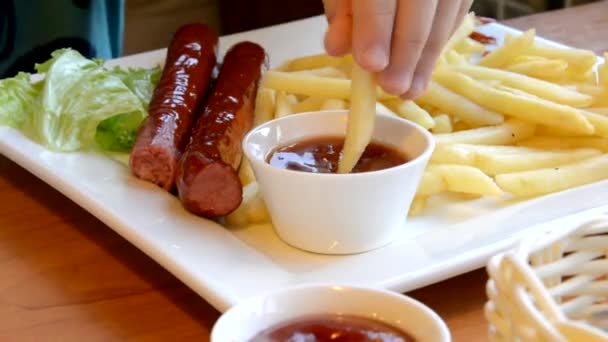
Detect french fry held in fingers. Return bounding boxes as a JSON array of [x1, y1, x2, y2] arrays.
[[433, 119, 535, 145], [433, 70, 594, 135], [495, 155, 608, 197], [417, 164, 503, 197], [449, 64, 593, 107], [337, 63, 377, 174], [417, 81, 504, 126]]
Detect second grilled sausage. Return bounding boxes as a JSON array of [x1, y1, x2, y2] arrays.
[[176, 41, 267, 218]]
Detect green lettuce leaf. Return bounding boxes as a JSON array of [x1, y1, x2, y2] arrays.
[[0, 72, 40, 129], [110, 66, 161, 108], [94, 66, 161, 151], [32, 49, 147, 151], [0, 48, 160, 153]]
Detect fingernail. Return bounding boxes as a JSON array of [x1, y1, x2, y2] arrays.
[[378, 71, 412, 96], [363, 46, 388, 71]]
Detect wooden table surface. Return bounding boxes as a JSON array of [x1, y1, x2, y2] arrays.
[[2, 2, 608, 341]]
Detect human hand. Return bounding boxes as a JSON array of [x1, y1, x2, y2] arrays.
[[322, 0, 472, 99]]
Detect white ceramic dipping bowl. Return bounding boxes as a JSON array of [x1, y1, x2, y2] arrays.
[[210, 284, 451, 342], [243, 110, 435, 255]]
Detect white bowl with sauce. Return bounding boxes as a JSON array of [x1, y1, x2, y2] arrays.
[[242, 110, 435, 255], [210, 284, 451, 342]]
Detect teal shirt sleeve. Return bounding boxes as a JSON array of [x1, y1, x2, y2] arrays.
[[0, 0, 125, 78]]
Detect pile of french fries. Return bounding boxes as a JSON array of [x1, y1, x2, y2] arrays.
[[226, 13, 608, 226]]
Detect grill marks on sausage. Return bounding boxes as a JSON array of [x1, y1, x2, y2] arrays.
[[129, 23, 219, 190]]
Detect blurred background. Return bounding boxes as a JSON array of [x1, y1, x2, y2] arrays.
[[113, 0, 604, 55]]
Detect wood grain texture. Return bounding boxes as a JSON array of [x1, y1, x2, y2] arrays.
[[2, 2, 607, 341]]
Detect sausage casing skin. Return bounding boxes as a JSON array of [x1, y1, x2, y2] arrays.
[[129, 23, 219, 190], [177, 41, 268, 217]]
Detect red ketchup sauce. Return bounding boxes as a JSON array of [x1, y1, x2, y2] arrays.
[[267, 136, 408, 174], [249, 314, 416, 342]]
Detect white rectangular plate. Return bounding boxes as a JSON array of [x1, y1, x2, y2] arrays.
[[2, 16, 607, 312]]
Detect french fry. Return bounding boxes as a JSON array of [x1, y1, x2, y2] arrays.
[[321, 98, 348, 110], [338, 63, 376, 174], [225, 182, 270, 227], [567, 84, 605, 97], [446, 50, 469, 65], [476, 148, 601, 175], [434, 70, 594, 135], [262, 71, 393, 100], [478, 29, 536, 68], [418, 164, 503, 196], [587, 107, 608, 115], [434, 144, 602, 175], [431, 144, 602, 176], [433, 119, 535, 145], [430, 144, 476, 165], [599, 53, 608, 86], [495, 155, 608, 197], [284, 53, 350, 71], [516, 136, 608, 152], [417, 81, 504, 126], [455, 37, 486, 55], [535, 125, 581, 137], [254, 88, 276, 126], [452, 120, 471, 132], [408, 196, 428, 217], [431, 144, 534, 166], [375, 102, 397, 117], [535, 110, 608, 138], [506, 58, 568, 81], [291, 96, 324, 113], [528, 44, 597, 72], [291, 66, 348, 78], [431, 114, 452, 133], [274, 91, 296, 118], [450, 64, 593, 107], [442, 12, 475, 56], [383, 99, 435, 129], [238, 159, 256, 187]]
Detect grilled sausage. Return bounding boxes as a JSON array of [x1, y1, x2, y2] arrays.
[[129, 23, 218, 190], [176, 41, 267, 217]]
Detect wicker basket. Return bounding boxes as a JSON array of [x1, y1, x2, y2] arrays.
[[485, 214, 608, 341]]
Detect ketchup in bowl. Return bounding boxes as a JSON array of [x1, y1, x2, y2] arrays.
[[249, 314, 415, 342], [267, 136, 409, 173]]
